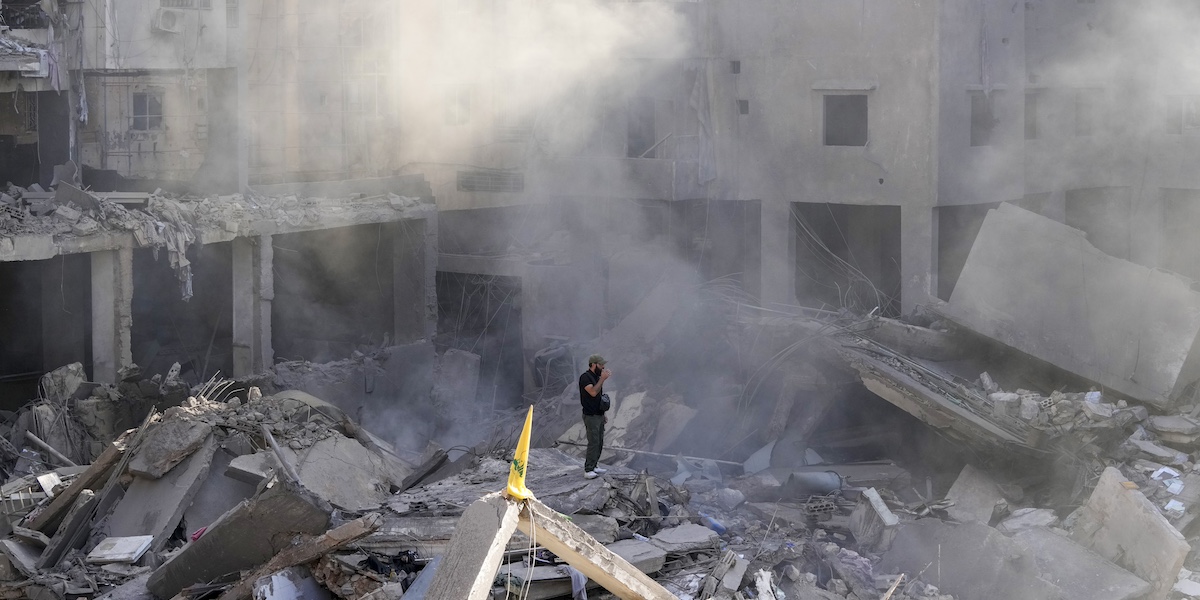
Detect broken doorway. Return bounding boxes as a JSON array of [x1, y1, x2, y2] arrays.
[[131, 243, 233, 383], [272, 223, 398, 363], [0, 256, 90, 408], [791, 202, 901, 317]]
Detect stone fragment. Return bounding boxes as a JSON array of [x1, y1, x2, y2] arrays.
[[127, 419, 213, 479], [53, 205, 81, 222], [996, 508, 1058, 535], [848, 487, 899, 550], [1148, 415, 1200, 436], [945, 464, 1004, 524], [715, 488, 745, 511], [1130, 438, 1189, 465], [1019, 397, 1041, 421], [990, 393, 1020, 417], [1081, 402, 1115, 420], [649, 524, 720, 553]]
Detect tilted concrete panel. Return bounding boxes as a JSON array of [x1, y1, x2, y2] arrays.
[[945, 203, 1200, 409]]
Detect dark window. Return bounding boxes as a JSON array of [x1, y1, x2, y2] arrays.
[[970, 92, 998, 146], [737, 99, 750, 115], [1024, 92, 1038, 140], [227, 0, 238, 27], [1075, 89, 1099, 136], [730, 60, 741, 74], [823, 94, 867, 146], [626, 97, 655, 158], [132, 91, 163, 130], [456, 171, 524, 193]]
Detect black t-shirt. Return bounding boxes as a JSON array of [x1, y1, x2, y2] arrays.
[[579, 369, 606, 416]]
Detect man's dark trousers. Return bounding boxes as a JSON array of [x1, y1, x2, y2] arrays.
[[583, 414, 605, 472]]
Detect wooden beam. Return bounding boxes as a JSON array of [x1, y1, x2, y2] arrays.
[[23, 431, 128, 534], [425, 492, 522, 600], [517, 498, 677, 600], [216, 513, 382, 600]]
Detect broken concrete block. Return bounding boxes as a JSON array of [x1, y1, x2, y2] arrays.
[[945, 203, 1200, 410], [1014, 527, 1150, 600], [996, 508, 1059, 535], [1129, 438, 1189, 466], [1020, 396, 1041, 421], [127, 419, 213, 479], [878, 521, 1061, 600], [39, 363, 86, 403], [226, 451, 279, 485], [715, 488, 745, 511], [1176, 577, 1200, 598], [1081, 401, 1116, 420], [945, 464, 1004, 524], [990, 393, 1020, 418], [1070, 467, 1189, 600], [147, 479, 332, 599], [848, 487, 899, 550], [53, 205, 81, 223], [1148, 415, 1200, 436], [71, 217, 99, 236], [607, 539, 667, 574], [287, 432, 394, 512], [980, 372, 999, 394], [106, 434, 217, 551], [649, 524, 720, 553], [0, 539, 40, 577]]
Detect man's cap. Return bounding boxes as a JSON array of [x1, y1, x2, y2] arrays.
[[587, 354, 607, 366]]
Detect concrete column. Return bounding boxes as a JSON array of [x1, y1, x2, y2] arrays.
[[91, 247, 133, 383], [232, 235, 273, 376], [759, 199, 795, 306], [900, 204, 936, 314], [393, 216, 438, 344]]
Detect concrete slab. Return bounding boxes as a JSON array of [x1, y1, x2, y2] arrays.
[[649, 524, 720, 553], [1071, 467, 1189, 600], [945, 464, 1004, 524], [285, 432, 394, 512], [127, 419, 213, 479], [105, 434, 217, 551], [877, 520, 1061, 600], [182, 448, 258, 531], [1014, 527, 1149, 600], [945, 203, 1200, 409], [147, 480, 332, 599]]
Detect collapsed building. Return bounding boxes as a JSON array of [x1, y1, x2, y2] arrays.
[[2, 0, 1200, 599]]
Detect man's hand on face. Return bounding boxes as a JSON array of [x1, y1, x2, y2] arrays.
[[601, 367, 612, 380]]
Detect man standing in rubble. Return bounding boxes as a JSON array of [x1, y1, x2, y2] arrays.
[[579, 354, 611, 479]]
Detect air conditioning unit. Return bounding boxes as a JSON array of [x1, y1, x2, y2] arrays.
[[153, 8, 185, 34]]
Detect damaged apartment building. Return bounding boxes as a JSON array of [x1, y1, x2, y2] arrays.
[[2, 0, 1200, 598]]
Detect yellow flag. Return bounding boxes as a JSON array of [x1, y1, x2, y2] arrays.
[[506, 405, 534, 500]]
